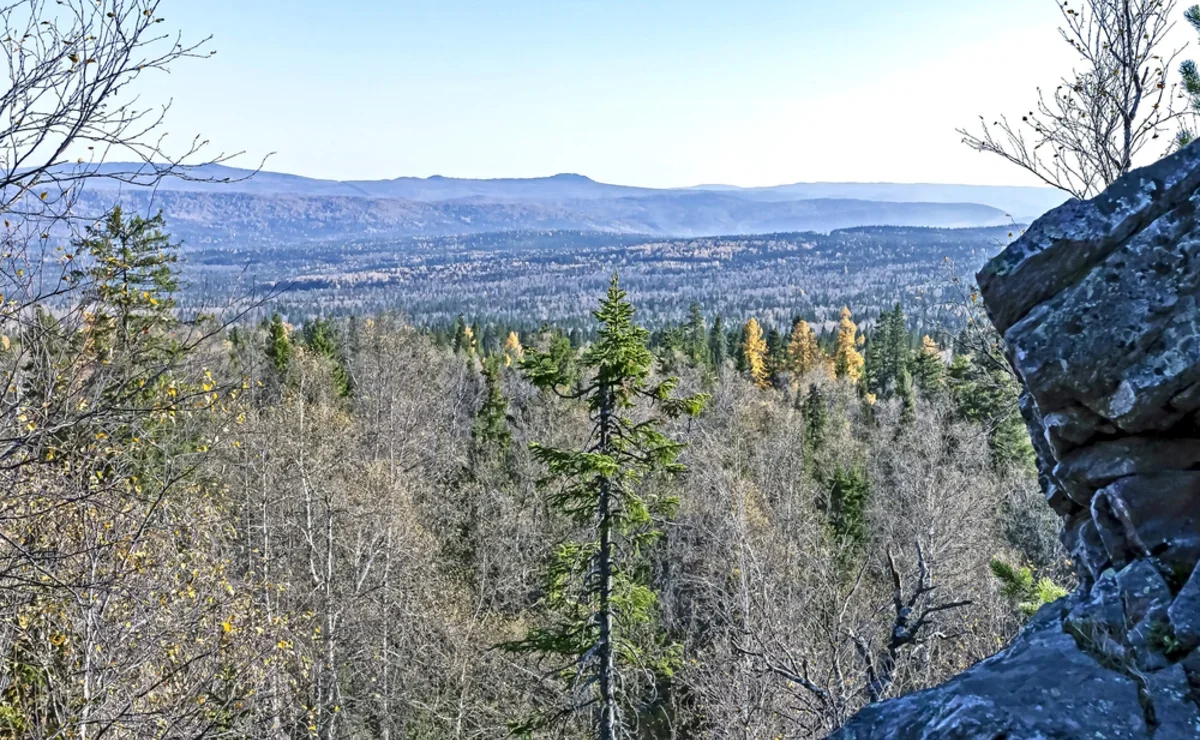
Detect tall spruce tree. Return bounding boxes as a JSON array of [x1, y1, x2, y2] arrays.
[[863, 331, 885, 397], [947, 352, 1035, 471], [802, 383, 827, 454], [913, 335, 945, 395], [506, 276, 707, 738], [265, 313, 292, 379], [882, 304, 910, 392], [708, 315, 727, 372], [685, 302, 708, 369], [472, 355, 512, 456], [765, 325, 784, 378], [863, 305, 914, 402], [452, 314, 468, 353]]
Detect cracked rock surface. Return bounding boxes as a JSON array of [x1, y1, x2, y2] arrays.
[[835, 143, 1200, 738]]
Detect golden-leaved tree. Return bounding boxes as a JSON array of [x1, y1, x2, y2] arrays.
[[833, 307, 864, 382], [742, 317, 770, 389], [503, 330, 524, 367], [785, 319, 827, 379]]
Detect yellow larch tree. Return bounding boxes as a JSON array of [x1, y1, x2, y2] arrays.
[[785, 319, 827, 378], [742, 317, 770, 388], [833, 307, 864, 382], [502, 331, 524, 367]]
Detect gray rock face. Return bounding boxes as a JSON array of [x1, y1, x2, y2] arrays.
[[1170, 563, 1200, 651], [837, 143, 1200, 737], [1117, 559, 1172, 625], [832, 604, 1148, 740]]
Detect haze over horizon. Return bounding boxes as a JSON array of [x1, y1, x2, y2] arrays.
[[154, 161, 1072, 193], [134, 0, 1191, 190]]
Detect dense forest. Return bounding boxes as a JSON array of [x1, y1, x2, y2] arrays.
[[0, 208, 1068, 738], [186, 226, 1016, 341], [10, 0, 1191, 734]]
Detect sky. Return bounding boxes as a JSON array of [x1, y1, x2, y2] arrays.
[[139, 0, 1194, 188]]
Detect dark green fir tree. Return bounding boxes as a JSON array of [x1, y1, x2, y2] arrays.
[[504, 275, 707, 739], [265, 312, 293, 379]]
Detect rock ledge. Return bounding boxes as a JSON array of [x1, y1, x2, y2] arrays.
[[836, 143, 1200, 738]]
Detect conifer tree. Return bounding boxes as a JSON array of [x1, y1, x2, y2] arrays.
[[990, 559, 1068, 618], [863, 331, 885, 397], [48, 206, 186, 418], [472, 355, 512, 455], [80, 207, 179, 340], [785, 318, 825, 378], [452, 314, 477, 355], [741, 317, 770, 389], [685, 302, 708, 369], [734, 322, 750, 374], [832, 307, 864, 382], [1183, 6, 1200, 146], [452, 314, 468, 353], [708, 315, 727, 372], [802, 383, 827, 453], [897, 364, 916, 423], [765, 325, 783, 377], [471, 320, 483, 353], [538, 328, 580, 388], [657, 325, 687, 372], [948, 353, 1035, 471], [4, 208, 259, 735], [506, 276, 707, 738], [829, 464, 870, 548], [265, 313, 293, 378], [882, 304, 909, 387], [913, 335, 945, 394], [303, 318, 352, 397], [864, 305, 912, 400]]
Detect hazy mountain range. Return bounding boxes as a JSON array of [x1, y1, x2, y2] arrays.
[[69, 164, 1070, 247]]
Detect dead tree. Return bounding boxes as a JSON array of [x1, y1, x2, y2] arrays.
[[737, 540, 971, 731], [849, 542, 972, 702]]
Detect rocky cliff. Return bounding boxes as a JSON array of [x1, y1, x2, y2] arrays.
[[834, 145, 1200, 738]]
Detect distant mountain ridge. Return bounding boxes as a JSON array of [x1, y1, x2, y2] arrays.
[[75, 189, 1012, 248], [65, 163, 1068, 246]]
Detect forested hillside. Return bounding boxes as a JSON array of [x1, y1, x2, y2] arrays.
[[189, 226, 1014, 337], [65, 187, 1014, 249], [0, 206, 1067, 736], [59, 166, 1065, 248]]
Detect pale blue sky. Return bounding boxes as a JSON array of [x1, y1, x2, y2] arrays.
[[140, 0, 1188, 187]]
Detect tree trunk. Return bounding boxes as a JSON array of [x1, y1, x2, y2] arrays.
[[597, 386, 617, 740]]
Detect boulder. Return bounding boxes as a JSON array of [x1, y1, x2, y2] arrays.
[[1053, 438, 1200, 506], [1117, 559, 1172, 626], [832, 604, 1148, 739], [836, 142, 1200, 737], [1090, 473, 1200, 572], [1141, 664, 1200, 738]]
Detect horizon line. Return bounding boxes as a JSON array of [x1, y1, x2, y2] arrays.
[[87, 160, 1069, 194]]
